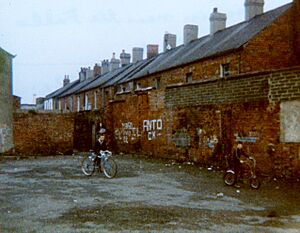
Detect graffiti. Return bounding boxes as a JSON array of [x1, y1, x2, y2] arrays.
[[234, 132, 258, 143], [171, 129, 191, 147], [207, 135, 219, 149], [114, 122, 141, 144], [197, 128, 219, 149], [143, 119, 163, 140], [235, 136, 257, 143], [0, 127, 12, 153]]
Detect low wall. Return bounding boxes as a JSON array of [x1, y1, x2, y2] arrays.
[[13, 112, 75, 155]]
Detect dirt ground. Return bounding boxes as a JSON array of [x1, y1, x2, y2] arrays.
[[0, 154, 300, 233]]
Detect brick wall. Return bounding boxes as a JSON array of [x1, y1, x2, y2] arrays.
[[70, 67, 300, 178], [165, 67, 300, 178], [269, 67, 300, 102], [166, 67, 300, 107], [108, 90, 175, 158], [170, 101, 300, 180], [13, 112, 75, 155], [241, 7, 296, 72], [295, 0, 300, 61]]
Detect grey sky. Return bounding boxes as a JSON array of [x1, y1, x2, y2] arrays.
[[0, 0, 292, 104]]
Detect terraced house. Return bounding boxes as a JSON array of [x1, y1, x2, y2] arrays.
[[45, 0, 300, 178]]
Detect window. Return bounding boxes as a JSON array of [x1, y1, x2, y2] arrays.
[[58, 100, 62, 111], [77, 96, 80, 112], [135, 82, 141, 91], [85, 94, 91, 110], [84, 94, 88, 110], [69, 96, 73, 112], [155, 77, 161, 89], [186, 73, 192, 83], [221, 63, 230, 77], [94, 92, 98, 110], [64, 99, 67, 111]]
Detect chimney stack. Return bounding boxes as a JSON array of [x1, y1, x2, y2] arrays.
[[210, 8, 227, 35], [132, 47, 144, 63], [109, 52, 120, 71], [245, 0, 264, 21], [101, 60, 109, 75], [79, 68, 85, 82], [163, 33, 177, 52], [63, 75, 70, 87], [93, 63, 102, 77], [120, 49, 131, 67], [183, 24, 198, 45], [79, 67, 93, 82], [147, 44, 159, 59]]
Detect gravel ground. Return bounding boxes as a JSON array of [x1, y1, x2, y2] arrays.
[[0, 154, 300, 233]]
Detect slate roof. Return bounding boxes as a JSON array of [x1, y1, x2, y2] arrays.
[[58, 76, 98, 98], [78, 64, 133, 93], [46, 79, 80, 99], [122, 3, 292, 83], [46, 2, 292, 97], [104, 58, 156, 87]]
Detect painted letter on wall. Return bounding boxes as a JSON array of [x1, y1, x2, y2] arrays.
[[143, 119, 163, 140]]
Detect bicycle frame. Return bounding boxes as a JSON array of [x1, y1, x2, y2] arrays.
[[224, 156, 260, 189]]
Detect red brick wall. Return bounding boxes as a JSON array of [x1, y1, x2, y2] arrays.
[[241, 7, 295, 72], [165, 67, 300, 178], [108, 86, 300, 179], [13, 112, 75, 155], [102, 67, 300, 178], [108, 90, 174, 158]]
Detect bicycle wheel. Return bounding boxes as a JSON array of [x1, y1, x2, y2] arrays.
[[224, 170, 237, 186], [81, 156, 95, 176], [102, 157, 117, 178], [250, 177, 261, 189]]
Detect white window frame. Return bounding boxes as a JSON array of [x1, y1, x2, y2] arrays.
[[220, 63, 230, 77]]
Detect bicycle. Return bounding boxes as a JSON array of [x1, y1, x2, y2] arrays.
[[223, 153, 261, 189], [81, 150, 117, 178]]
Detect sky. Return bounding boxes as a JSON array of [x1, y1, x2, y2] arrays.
[[0, 0, 292, 104]]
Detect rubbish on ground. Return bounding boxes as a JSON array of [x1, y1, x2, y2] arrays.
[[217, 193, 224, 197]]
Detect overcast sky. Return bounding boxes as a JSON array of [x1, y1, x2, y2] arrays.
[[0, 0, 292, 104]]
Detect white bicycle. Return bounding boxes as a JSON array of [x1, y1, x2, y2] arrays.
[[81, 150, 117, 179]]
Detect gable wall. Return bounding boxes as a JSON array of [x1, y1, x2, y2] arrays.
[[241, 7, 295, 72]]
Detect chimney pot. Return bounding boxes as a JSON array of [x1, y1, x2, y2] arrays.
[[101, 59, 110, 75], [63, 75, 70, 87]]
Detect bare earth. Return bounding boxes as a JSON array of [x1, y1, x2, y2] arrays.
[[0, 154, 300, 233]]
